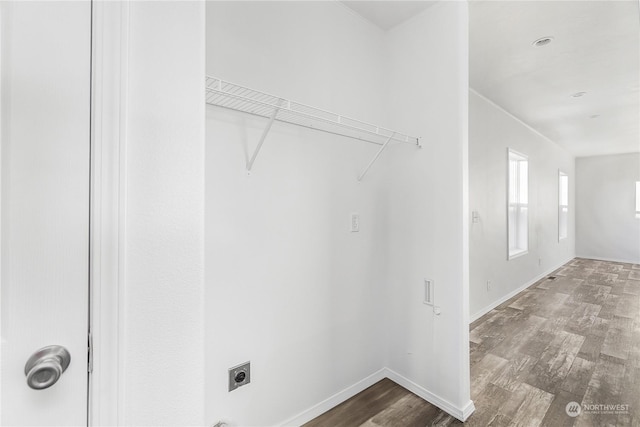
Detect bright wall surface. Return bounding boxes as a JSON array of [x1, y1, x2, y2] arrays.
[[206, 1, 471, 425], [206, 2, 388, 425], [576, 153, 640, 263], [382, 1, 472, 414], [123, 2, 205, 425], [469, 90, 575, 320]]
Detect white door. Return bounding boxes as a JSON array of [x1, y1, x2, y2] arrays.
[[1, 1, 91, 425]]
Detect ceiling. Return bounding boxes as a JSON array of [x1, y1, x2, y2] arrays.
[[341, 1, 436, 30], [470, 1, 639, 157], [342, 0, 639, 158]]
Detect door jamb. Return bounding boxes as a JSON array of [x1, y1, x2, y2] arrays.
[[89, 2, 129, 425]]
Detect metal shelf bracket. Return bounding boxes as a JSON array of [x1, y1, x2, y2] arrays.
[[246, 100, 283, 173], [357, 133, 395, 181]]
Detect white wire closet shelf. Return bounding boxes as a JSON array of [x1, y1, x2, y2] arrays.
[[205, 76, 421, 180]]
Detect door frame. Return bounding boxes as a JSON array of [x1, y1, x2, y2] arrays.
[[89, 1, 129, 425]]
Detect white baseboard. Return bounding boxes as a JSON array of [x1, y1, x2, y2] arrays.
[[278, 254, 579, 426], [383, 368, 475, 422], [461, 399, 477, 420], [469, 256, 574, 323], [575, 255, 640, 265], [278, 367, 475, 426], [278, 368, 387, 426]]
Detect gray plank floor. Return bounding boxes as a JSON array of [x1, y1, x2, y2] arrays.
[[304, 258, 640, 427]]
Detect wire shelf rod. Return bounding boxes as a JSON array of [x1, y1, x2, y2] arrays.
[[210, 102, 390, 146], [205, 76, 422, 180], [207, 86, 415, 146], [206, 76, 420, 147]]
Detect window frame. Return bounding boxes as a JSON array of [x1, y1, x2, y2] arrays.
[[558, 170, 569, 241], [635, 181, 640, 219], [507, 149, 529, 260]]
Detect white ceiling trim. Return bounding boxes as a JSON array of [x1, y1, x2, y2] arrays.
[[470, 87, 563, 152]]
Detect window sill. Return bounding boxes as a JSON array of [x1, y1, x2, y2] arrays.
[[508, 249, 528, 260]]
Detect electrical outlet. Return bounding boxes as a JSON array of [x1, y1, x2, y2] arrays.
[[350, 213, 360, 232], [487, 280, 491, 291], [228, 362, 250, 392]]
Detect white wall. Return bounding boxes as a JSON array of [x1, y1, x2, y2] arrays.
[[469, 91, 575, 320], [382, 1, 472, 415], [206, 3, 388, 425], [576, 153, 640, 263], [206, 1, 471, 425], [122, 2, 205, 425]]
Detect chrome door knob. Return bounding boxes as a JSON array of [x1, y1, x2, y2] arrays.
[[24, 345, 71, 390]]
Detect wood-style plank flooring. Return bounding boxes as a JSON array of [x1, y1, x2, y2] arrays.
[[304, 258, 640, 426]]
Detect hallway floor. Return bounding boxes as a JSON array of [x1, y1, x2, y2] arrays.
[[304, 258, 640, 426]]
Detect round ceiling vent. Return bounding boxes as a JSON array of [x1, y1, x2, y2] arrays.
[[532, 36, 554, 47], [571, 92, 587, 98]]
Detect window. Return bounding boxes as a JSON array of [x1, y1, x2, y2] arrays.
[[636, 181, 640, 219], [559, 171, 568, 240], [508, 149, 528, 259]]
